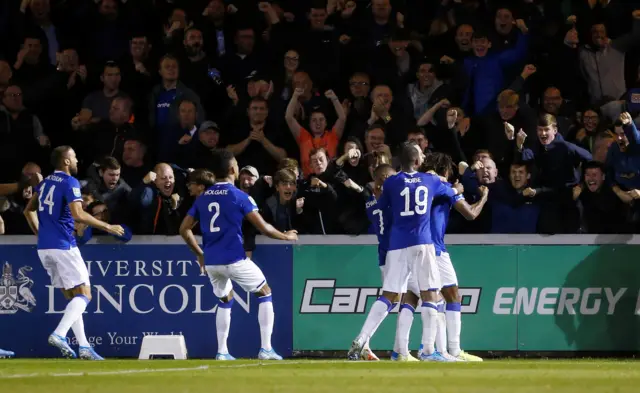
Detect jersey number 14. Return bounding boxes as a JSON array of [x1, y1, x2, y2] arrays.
[[38, 184, 56, 215]]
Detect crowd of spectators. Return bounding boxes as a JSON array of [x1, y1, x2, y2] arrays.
[[1, 0, 640, 239]]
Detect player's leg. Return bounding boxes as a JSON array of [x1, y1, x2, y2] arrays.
[[415, 245, 452, 362], [360, 260, 388, 361], [348, 249, 406, 360], [392, 287, 419, 362], [434, 294, 448, 357], [231, 259, 282, 360], [439, 252, 482, 362], [206, 265, 235, 360], [60, 248, 102, 360]]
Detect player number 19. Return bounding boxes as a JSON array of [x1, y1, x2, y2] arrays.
[[208, 202, 221, 232], [400, 185, 428, 216]]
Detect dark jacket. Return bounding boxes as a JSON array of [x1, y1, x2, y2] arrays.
[[128, 184, 186, 235]]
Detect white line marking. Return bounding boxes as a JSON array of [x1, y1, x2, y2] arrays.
[[0, 360, 358, 379]]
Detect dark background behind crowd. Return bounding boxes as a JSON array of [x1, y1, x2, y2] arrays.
[[1, 0, 640, 241]]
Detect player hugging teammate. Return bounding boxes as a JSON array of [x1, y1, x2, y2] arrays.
[[349, 143, 488, 362]]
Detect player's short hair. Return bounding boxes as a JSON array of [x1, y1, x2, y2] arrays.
[[51, 146, 72, 168], [278, 158, 299, 171], [188, 169, 215, 187], [399, 142, 420, 170], [211, 149, 236, 179], [99, 156, 120, 171], [423, 152, 454, 178], [373, 163, 394, 178], [274, 169, 297, 185], [538, 113, 557, 127]]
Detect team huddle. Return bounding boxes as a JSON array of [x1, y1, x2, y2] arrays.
[[18, 142, 486, 361], [350, 143, 488, 362]]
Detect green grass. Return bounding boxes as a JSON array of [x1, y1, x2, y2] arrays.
[[1, 359, 639, 392]]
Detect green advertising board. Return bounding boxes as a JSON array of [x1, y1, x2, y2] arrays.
[[293, 244, 640, 352]]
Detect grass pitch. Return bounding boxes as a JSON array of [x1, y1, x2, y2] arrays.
[[0, 359, 638, 392]]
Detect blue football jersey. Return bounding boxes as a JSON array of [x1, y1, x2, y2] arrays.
[[36, 171, 83, 250], [431, 182, 465, 254], [377, 172, 457, 251], [187, 182, 258, 265], [365, 193, 392, 266]]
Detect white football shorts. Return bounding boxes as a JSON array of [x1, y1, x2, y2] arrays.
[[205, 258, 267, 298], [38, 247, 90, 290], [437, 252, 458, 288], [383, 244, 440, 295]]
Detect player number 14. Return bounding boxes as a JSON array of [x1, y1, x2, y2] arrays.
[[400, 185, 428, 216], [38, 184, 56, 215]]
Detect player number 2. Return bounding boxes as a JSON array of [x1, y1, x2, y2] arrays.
[[373, 209, 384, 235], [38, 185, 56, 215], [208, 202, 221, 232], [400, 186, 428, 216]]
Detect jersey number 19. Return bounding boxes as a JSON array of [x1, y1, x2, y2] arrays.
[[400, 186, 428, 217]]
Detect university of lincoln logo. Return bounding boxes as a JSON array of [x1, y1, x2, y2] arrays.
[[0, 263, 36, 314]]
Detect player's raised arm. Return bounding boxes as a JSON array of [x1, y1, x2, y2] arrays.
[[454, 186, 489, 220], [68, 202, 125, 237], [246, 211, 298, 241]]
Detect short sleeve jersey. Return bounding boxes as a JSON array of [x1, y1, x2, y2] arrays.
[[377, 172, 457, 251], [365, 193, 392, 265], [36, 171, 83, 250], [187, 182, 258, 265], [431, 181, 465, 254]]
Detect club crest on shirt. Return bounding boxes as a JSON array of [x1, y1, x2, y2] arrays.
[[73, 187, 81, 198], [0, 263, 36, 314]]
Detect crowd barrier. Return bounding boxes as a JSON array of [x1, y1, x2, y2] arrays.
[[1, 234, 639, 358]]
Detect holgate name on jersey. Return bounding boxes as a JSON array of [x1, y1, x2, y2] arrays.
[[205, 189, 229, 196]]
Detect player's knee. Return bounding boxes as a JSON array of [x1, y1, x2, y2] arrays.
[[256, 284, 271, 298], [441, 286, 459, 303], [220, 290, 234, 303], [420, 290, 438, 303], [402, 291, 419, 308], [381, 291, 400, 303]]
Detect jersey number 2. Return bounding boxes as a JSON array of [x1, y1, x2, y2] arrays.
[[38, 185, 56, 215], [208, 202, 221, 232], [400, 186, 428, 216]]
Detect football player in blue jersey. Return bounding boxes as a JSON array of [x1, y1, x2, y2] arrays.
[[23, 146, 126, 360], [348, 143, 459, 362], [409, 152, 488, 361], [361, 163, 396, 361], [179, 150, 298, 361]]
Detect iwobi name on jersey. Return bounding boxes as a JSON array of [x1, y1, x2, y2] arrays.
[[187, 182, 258, 266], [376, 172, 457, 251]]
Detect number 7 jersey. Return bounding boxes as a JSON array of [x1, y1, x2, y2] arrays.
[[187, 182, 258, 266], [376, 171, 457, 251]]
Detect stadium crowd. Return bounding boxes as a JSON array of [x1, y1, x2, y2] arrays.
[[1, 0, 640, 240]]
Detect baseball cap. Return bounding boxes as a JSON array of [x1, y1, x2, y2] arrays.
[[199, 121, 221, 133], [240, 166, 259, 179]]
